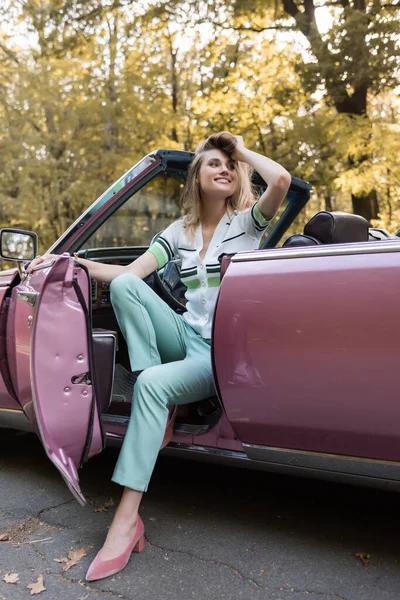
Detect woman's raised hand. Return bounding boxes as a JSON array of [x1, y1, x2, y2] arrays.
[[26, 253, 55, 274], [233, 135, 244, 148], [232, 135, 246, 160]]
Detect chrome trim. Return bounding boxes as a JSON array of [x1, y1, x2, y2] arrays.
[[31, 258, 56, 272], [163, 443, 248, 461], [16, 291, 39, 307], [105, 431, 126, 443], [232, 240, 400, 263], [243, 443, 400, 481], [102, 414, 129, 426], [174, 423, 210, 435]]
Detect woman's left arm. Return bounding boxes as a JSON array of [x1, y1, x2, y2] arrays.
[[233, 138, 291, 220]]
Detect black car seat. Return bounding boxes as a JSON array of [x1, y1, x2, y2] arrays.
[[282, 211, 369, 248]]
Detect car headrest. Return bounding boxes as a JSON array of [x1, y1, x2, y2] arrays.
[[282, 234, 321, 248], [304, 211, 369, 244]]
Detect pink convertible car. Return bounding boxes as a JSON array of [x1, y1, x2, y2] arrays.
[[1, 149, 400, 504]]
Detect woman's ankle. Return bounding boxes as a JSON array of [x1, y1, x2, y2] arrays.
[[112, 507, 138, 527]]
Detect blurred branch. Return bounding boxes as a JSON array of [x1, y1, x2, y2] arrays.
[[0, 43, 19, 64], [75, 7, 103, 23], [282, 0, 300, 19], [313, 0, 399, 6], [0, 93, 44, 134], [75, 0, 135, 23], [206, 19, 295, 32], [229, 24, 296, 31]]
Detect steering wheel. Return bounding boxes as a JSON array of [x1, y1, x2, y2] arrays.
[[149, 232, 187, 314]]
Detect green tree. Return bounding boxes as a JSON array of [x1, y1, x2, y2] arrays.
[[208, 0, 400, 220]]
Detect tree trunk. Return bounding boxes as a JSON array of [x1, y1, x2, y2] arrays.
[[325, 194, 335, 212], [280, 0, 379, 221], [170, 42, 179, 143], [351, 190, 379, 223], [105, 14, 118, 151], [335, 89, 379, 222]]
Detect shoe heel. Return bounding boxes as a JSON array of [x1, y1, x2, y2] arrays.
[[133, 534, 145, 553]]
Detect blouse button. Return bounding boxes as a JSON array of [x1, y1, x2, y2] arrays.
[[201, 298, 206, 304]]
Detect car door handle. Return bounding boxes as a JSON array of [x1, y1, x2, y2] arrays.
[[16, 291, 39, 307]]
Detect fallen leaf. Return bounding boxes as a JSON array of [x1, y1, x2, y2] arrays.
[[355, 552, 371, 567], [260, 568, 265, 575], [60, 547, 87, 572], [3, 572, 19, 584], [95, 498, 113, 513], [78, 595, 89, 600], [27, 574, 46, 595], [0, 534, 10, 542], [61, 548, 87, 573]]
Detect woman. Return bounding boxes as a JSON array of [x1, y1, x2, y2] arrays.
[[29, 132, 291, 581]]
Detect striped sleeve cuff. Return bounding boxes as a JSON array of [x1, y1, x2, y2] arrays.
[[148, 235, 174, 269], [251, 201, 271, 231]]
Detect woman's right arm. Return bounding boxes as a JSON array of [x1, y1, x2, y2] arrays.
[[27, 250, 159, 283]]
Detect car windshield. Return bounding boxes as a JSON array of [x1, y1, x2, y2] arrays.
[[84, 171, 185, 249]]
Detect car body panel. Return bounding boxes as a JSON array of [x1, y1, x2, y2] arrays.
[[213, 241, 400, 462]]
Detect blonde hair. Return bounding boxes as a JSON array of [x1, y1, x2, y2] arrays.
[[180, 132, 257, 237]]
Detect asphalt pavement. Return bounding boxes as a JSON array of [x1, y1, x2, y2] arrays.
[[0, 429, 399, 600]]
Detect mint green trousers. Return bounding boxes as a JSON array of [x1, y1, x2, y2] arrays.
[[110, 273, 215, 492]]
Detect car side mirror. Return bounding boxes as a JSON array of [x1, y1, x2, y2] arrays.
[[0, 228, 38, 262]]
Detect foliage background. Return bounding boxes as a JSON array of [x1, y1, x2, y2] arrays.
[[0, 0, 399, 252]]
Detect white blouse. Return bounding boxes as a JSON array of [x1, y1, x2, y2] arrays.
[[148, 201, 270, 339]]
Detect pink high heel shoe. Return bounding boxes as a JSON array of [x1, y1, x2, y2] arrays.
[[86, 516, 145, 581]]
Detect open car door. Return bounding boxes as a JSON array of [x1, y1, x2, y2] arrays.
[[9, 254, 103, 504]]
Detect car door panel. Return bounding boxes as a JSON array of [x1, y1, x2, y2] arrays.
[[213, 244, 400, 462], [11, 255, 103, 503]]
